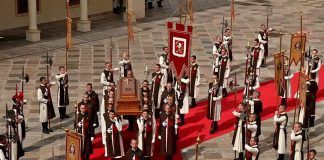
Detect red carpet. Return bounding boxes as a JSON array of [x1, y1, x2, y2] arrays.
[[90, 66, 324, 160]]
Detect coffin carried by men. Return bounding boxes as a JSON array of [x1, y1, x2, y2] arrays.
[[116, 77, 141, 115]]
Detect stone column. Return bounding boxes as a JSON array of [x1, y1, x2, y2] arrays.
[[26, 0, 41, 42], [77, 0, 91, 32]]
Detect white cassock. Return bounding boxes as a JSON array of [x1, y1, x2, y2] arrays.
[[119, 59, 131, 78], [10, 140, 17, 160], [37, 86, 48, 123], [176, 78, 189, 114], [247, 121, 257, 138], [233, 110, 244, 152], [290, 131, 303, 160], [159, 53, 169, 80], [273, 113, 287, 154], [222, 58, 230, 89]]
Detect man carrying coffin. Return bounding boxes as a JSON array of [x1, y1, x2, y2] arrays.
[[137, 110, 156, 159], [152, 64, 165, 117]]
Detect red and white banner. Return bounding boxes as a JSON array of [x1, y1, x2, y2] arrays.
[[167, 22, 193, 79]]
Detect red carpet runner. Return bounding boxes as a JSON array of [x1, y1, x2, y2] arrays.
[[90, 66, 324, 160]]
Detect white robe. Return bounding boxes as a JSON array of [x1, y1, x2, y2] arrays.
[[100, 70, 111, 95], [247, 121, 257, 138], [245, 144, 259, 160], [284, 73, 294, 98], [159, 53, 169, 82], [137, 116, 156, 156], [233, 110, 244, 152], [291, 131, 303, 160], [273, 113, 287, 154], [119, 59, 131, 78], [37, 87, 48, 123]]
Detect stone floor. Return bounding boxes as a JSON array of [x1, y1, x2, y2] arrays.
[[0, 0, 323, 159]]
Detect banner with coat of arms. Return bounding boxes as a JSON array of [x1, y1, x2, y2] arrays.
[[289, 33, 306, 66], [167, 22, 193, 79], [274, 52, 285, 95]]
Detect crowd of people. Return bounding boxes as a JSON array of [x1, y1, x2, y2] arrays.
[[0, 23, 322, 160]]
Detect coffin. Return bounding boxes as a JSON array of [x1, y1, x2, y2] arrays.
[[115, 77, 141, 115]]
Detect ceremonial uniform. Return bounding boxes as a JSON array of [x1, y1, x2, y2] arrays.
[[101, 69, 114, 95], [298, 92, 314, 129], [0, 143, 7, 160], [141, 87, 152, 107], [212, 42, 222, 75], [37, 84, 51, 133], [290, 131, 304, 160], [137, 115, 156, 158], [246, 121, 258, 142], [258, 29, 268, 65], [87, 90, 100, 127], [119, 58, 132, 78], [308, 79, 318, 127], [159, 52, 173, 83], [76, 100, 95, 131], [76, 112, 94, 160], [223, 34, 233, 61], [218, 55, 230, 95], [189, 63, 200, 106], [307, 55, 321, 83], [125, 147, 143, 160], [273, 112, 288, 158], [152, 71, 165, 115], [103, 115, 124, 158], [232, 110, 246, 157], [12, 103, 25, 157], [55, 73, 69, 119], [176, 76, 189, 124], [159, 111, 177, 159], [250, 45, 264, 76], [160, 88, 175, 109], [207, 82, 222, 133], [245, 144, 259, 160], [248, 99, 262, 136]]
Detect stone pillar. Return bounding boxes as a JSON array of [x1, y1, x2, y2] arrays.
[[77, 0, 91, 32], [26, 0, 41, 42]]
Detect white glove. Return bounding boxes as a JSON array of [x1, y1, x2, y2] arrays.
[[249, 87, 252, 90], [91, 137, 94, 141], [93, 124, 97, 127], [212, 97, 217, 101], [311, 70, 316, 73], [158, 135, 161, 140], [151, 138, 155, 143], [107, 128, 112, 133], [162, 121, 167, 127], [78, 122, 82, 127], [174, 125, 178, 129], [175, 114, 179, 119], [163, 98, 167, 103]]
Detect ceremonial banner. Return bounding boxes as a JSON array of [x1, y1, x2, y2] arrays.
[[66, 0, 72, 49], [167, 22, 193, 79], [274, 52, 285, 95], [299, 73, 308, 108], [66, 130, 82, 160], [289, 33, 306, 65], [231, 0, 235, 21]]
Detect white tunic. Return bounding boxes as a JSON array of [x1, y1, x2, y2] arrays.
[[101, 70, 111, 95], [247, 121, 257, 138], [290, 131, 303, 160], [37, 86, 48, 123], [0, 144, 7, 160], [159, 53, 169, 82], [245, 144, 259, 160], [209, 85, 222, 121], [284, 73, 294, 98], [273, 113, 287, 154], [137, 116, 156, 155], [119, 59, 131, 78]]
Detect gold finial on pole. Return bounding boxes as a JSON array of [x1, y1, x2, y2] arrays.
[[195, 132, 201, 160]]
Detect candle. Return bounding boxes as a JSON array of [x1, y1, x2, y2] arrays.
[[247, 41, 250, 46], [145, 66, 148, 72]]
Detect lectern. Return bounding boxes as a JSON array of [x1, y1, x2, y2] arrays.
[[115, 77, 141, 115]]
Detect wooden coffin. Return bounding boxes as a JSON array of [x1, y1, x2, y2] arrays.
[[115, 77, 141, 115]]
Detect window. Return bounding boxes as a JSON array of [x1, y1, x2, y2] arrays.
[[69, 0, 80, 6], [16, 0, 40, 15]]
